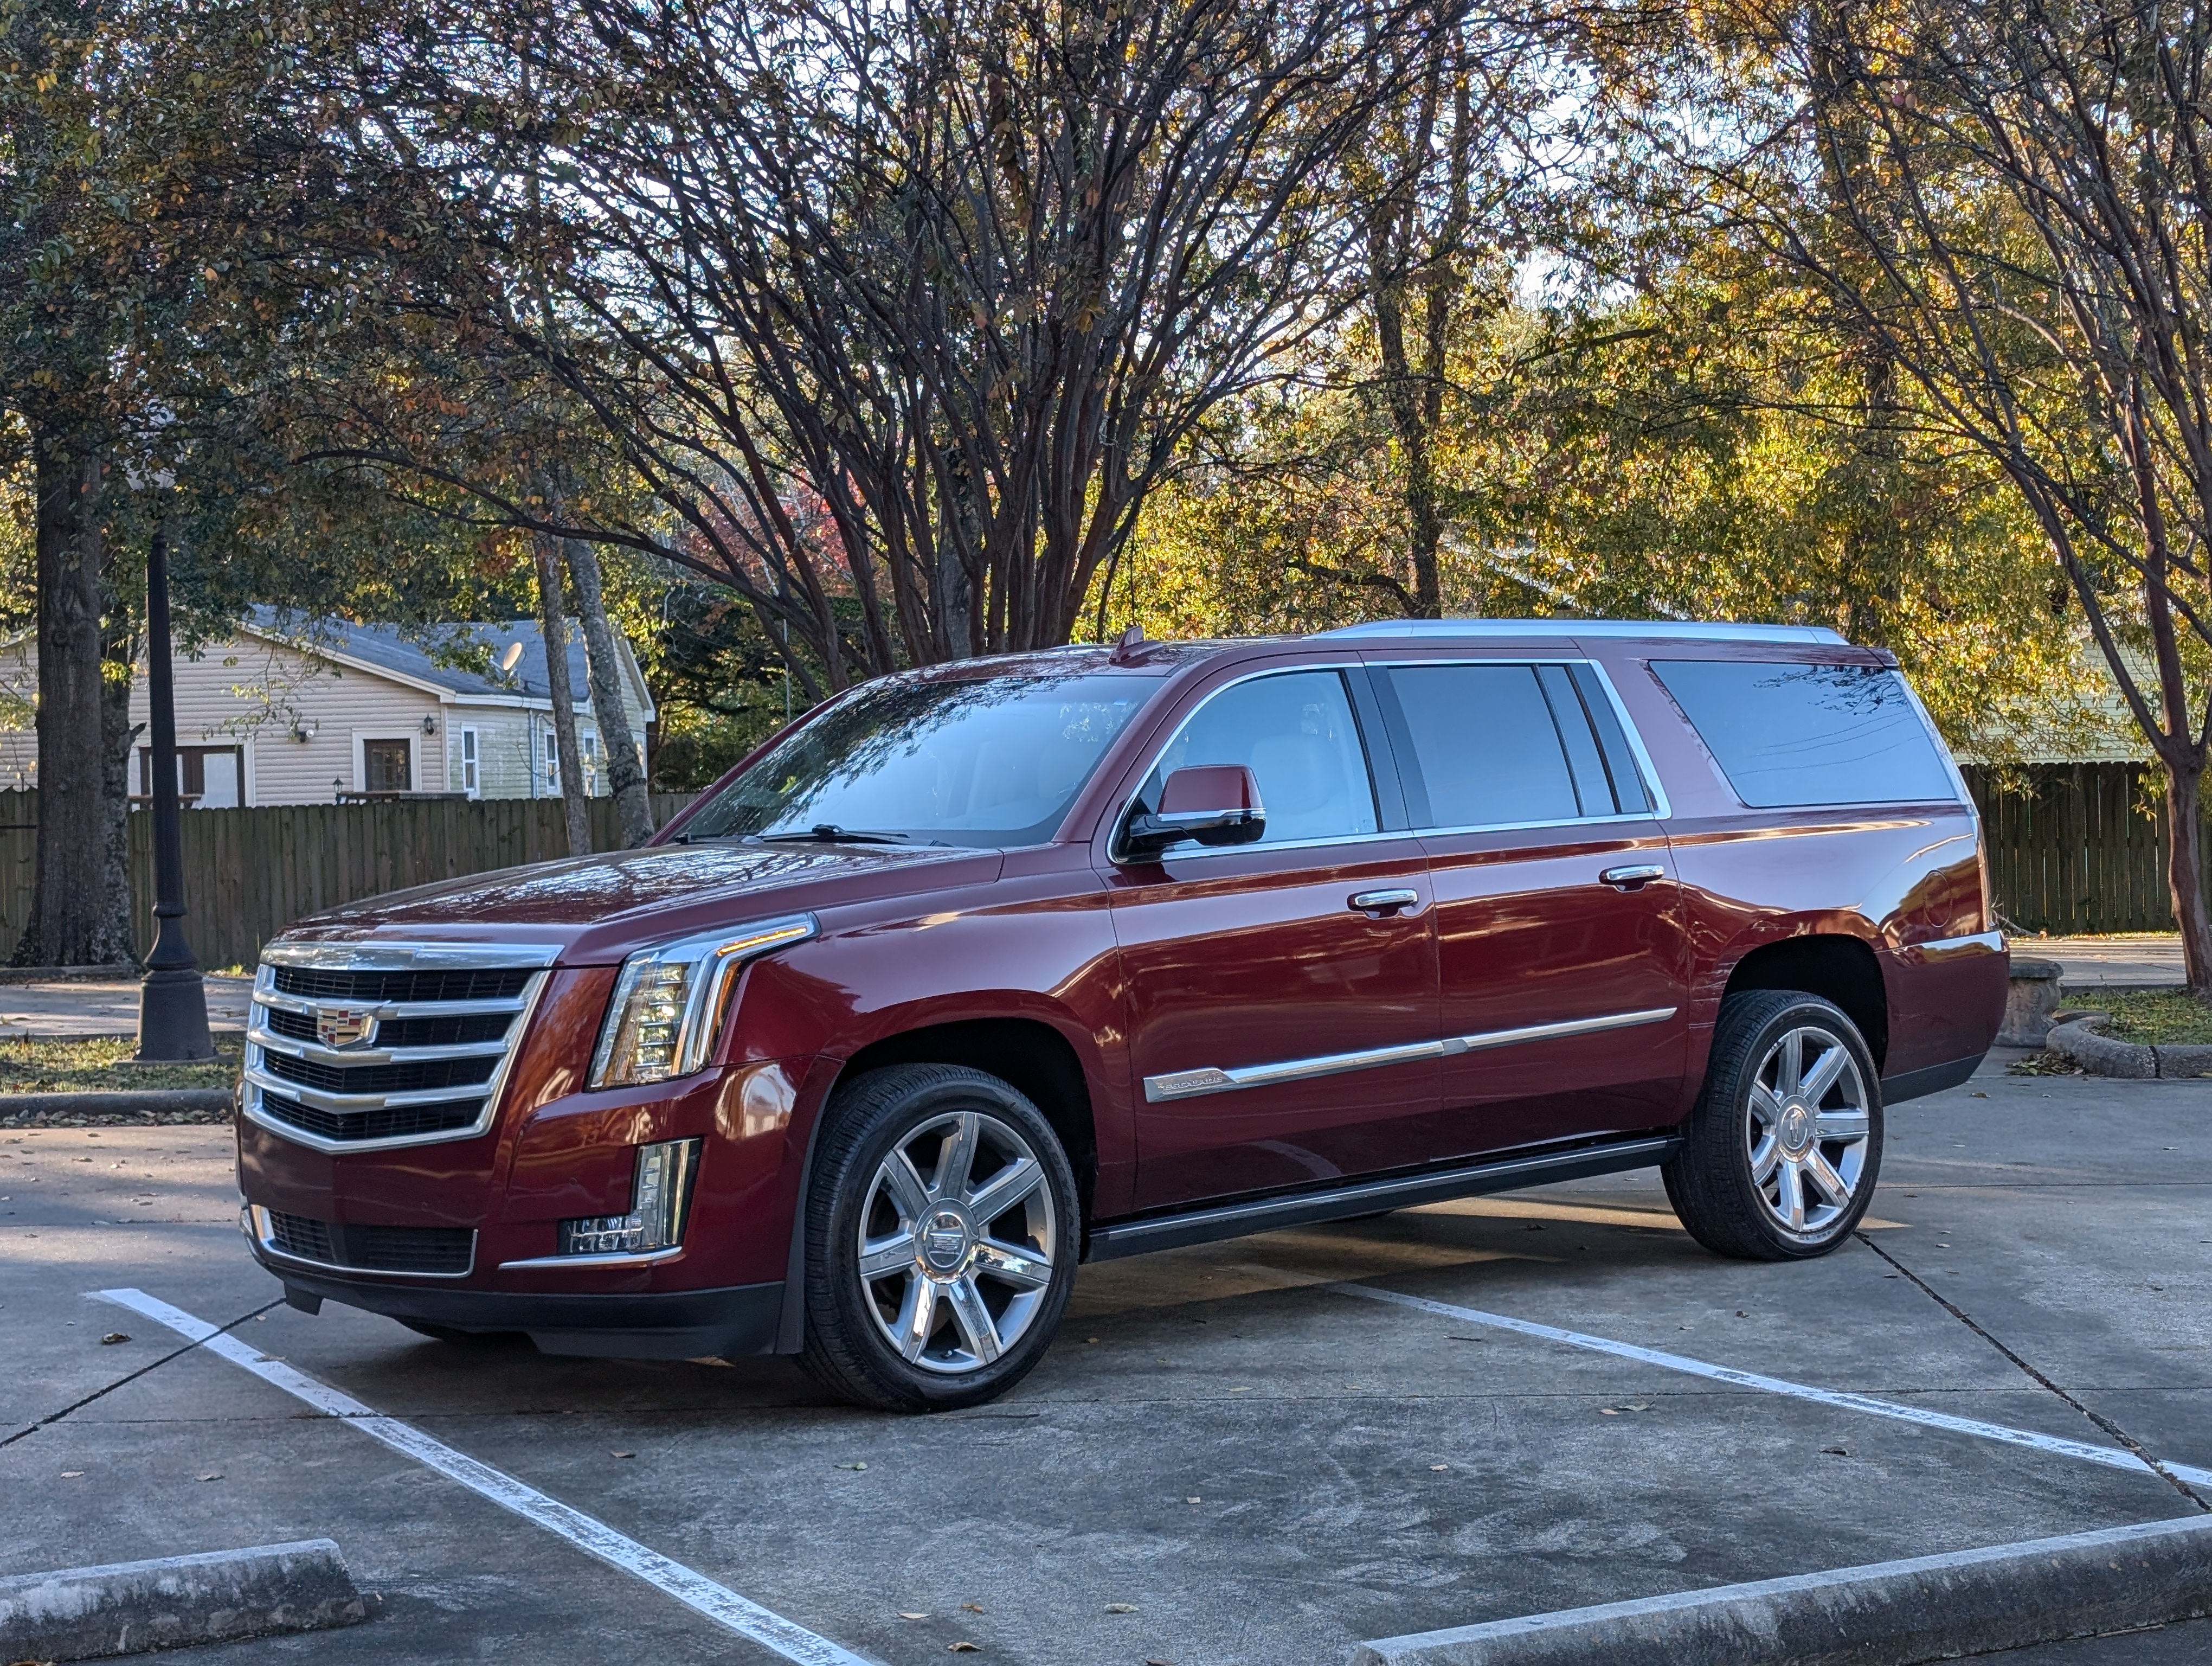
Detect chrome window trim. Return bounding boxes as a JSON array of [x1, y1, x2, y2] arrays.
[[1143, 1005, 1677, 1102], [242, 941, 555, 1155], [1134, 657, 1673, 862], [242, 1204, 478, 1280]]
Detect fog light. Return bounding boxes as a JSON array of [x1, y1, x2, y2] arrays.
[[558, 1138, 700, 1257]]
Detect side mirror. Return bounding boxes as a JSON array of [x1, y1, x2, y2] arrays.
[[1118, 765, 1266, 860]]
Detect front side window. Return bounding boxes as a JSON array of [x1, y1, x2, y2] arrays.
[[1139, 669, 1379, 847], [1651, 659, 1958, 808], [681, 669, 1161, 848]]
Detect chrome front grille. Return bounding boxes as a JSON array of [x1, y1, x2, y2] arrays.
[[244, 940, 557, 1154]]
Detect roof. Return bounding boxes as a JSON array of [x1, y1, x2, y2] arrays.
[[245, 608, 653, 717], [1320, 618, 1850, 645]]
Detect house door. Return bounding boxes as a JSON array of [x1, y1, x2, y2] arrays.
[[362, 739, 411, 793]]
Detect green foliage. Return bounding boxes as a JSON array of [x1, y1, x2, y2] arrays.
[[1112, 248, 2095, 758]]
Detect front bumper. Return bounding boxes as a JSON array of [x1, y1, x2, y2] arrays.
[[252, 1232, 787, 1360]]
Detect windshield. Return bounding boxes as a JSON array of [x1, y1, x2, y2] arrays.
[[680, 669, 1162, 848]]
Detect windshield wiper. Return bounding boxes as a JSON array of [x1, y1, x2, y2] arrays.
[[756, 824, 937, 846]]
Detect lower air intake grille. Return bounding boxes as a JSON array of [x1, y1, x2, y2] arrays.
[[259, 1092, 485, 1144], [263, 1209, 475, 1275]]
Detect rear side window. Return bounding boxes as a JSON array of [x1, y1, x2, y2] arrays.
[[1650, 659, 1958, 808], [1379, 663, 1647, 829]]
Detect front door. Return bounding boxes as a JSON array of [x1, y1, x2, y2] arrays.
[[1366, 657, 1692, 1159], [1106, 666, 1441, 1210]]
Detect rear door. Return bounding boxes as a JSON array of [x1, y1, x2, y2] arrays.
[[1367, 656, 1692, 1160], [1104, 664, 1442, 1210]]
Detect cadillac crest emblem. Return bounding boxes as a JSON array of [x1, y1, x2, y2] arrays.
[[316, 1007, 375, 1049]]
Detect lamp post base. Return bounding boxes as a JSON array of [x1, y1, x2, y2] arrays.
[[138, 966, 215, 1062]]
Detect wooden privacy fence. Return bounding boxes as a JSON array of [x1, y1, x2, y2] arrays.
[[1959, 763, 2198, 936], [0, 768, 2195, 965], [0, 791, 699, 971]]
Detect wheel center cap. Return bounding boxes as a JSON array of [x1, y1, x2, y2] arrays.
[[1778, 1102, 1815, 1155], [919, 1207, 974, 1275]]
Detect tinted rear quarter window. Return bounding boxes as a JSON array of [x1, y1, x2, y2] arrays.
[[1650, 659, 1957, 808]]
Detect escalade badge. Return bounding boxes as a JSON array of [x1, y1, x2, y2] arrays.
[[316, 1008, 375, 1049]]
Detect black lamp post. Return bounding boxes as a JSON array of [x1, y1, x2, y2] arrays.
[[136, 520, 214, 1061]]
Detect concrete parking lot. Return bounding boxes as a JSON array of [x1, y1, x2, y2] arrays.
[[4, 1052, 2208, 1664]]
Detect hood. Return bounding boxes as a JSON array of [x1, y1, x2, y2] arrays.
[[275, 840, 1007, 964]]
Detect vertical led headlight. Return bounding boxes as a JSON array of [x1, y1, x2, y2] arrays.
[[587, 914, 816, 1089], [558, 1137, 701, 1257]]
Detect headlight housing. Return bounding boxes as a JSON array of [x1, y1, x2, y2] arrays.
[[587, 914, 816, 1088]]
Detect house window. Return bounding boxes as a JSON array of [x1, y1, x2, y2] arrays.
[[363, 738, 411, 794], [460, 727, 479, 798], [542, 727, 561, 794], [581, 733, 600, 796], [136, 745, 243, 808]]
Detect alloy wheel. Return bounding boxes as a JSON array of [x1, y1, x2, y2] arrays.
[[1745, 1024, 1872, 1238], [857, 1109, 1059, 1375]]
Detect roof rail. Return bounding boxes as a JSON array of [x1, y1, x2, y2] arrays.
[[1317, 618, 1849, 645]]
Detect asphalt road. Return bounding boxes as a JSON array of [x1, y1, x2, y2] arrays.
[[3, 1051, 2207, 1664]]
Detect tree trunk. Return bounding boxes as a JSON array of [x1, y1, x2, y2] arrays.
[[13, 424, 120, 967], [2159, 752, 2212, 995], [98, 623, 140, 966], [562, 536, 655, 848], [531, 534, 592, 858]]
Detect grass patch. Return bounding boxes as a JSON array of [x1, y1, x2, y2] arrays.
[[0, 1035, 242, 1095], [2089, 990, 2212, 1046]]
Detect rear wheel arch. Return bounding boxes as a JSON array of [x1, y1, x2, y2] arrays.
[[1720, 933, 1889, 1070]]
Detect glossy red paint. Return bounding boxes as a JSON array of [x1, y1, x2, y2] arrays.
[[235, 626, 2009, 1355]]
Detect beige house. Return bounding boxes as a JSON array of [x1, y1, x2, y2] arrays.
[[0, 611, 655, 805]]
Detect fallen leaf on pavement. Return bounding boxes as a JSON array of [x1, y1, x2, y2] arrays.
[[1429, 1464, 1449, 1471], [1184, 1496, 1200, 1504], [838, 1461, 867, 1471], [99, 1332, 128, 1345], [961, 1604, 985, 1613], [948, 1644, 979, 1654], [1104, 1603, 1138, 1613], [60, 1470, 83, 1478], [610, 1451, 635, 1459], [197, 1471, 222, 1482], [897, 1612, 928, 1621]]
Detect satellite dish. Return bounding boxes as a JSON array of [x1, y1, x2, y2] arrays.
[[498, 641, 525, 674]]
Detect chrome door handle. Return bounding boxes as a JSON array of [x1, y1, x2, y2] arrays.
[[1600, 864, 1666, 891], [1350, 888, 1420, 915]]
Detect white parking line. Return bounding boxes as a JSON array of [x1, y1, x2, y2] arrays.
[[94, 1289, 877, 1666], [1338, 1281, 2212, 1490]]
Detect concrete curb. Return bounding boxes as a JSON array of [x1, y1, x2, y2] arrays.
[[0, 1089, 235, 1119], [2045, 1018, 2212, 1079], [0, 1539, 365, 1661], [1349, 1513, 2212, 1666]]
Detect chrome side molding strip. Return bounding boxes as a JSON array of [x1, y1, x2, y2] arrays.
[[1085, 1133, 1681, 1261], [1141, 1007, 1677, 1103], [1446, 1006, 1677, 1057], [1911, 930, 2005, 959]]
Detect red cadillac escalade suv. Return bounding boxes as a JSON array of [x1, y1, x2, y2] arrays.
[[237, 621, 2006, 1409]]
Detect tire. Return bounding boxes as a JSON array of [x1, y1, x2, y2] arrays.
[[1663, 990, 1883, 1261], [799, 1064, 1079, 1413]]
